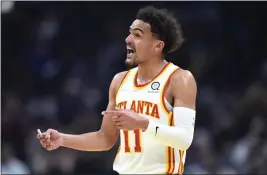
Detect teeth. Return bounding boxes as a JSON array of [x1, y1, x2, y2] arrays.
[[127, 49, 134, 54]]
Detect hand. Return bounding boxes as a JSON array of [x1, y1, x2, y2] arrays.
[[36, 129, 62, 151], [102, 108, 149, 131]]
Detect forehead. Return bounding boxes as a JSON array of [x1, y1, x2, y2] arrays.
[[130, 19, 151, 33]]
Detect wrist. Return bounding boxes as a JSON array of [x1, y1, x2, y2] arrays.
[[142, 119, 157, 136], [139, 117, 150, 132], [59, 133, 66, 147]]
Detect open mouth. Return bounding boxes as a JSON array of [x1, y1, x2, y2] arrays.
[[127, 47, 135, 54]]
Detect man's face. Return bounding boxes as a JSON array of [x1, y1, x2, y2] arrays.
[[125, 19, 162, 67]]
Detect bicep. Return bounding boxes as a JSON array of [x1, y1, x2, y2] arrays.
[[171, 70, 197, 110], [99, 72, 127, 143]]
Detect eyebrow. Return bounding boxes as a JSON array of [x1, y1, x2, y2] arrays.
[[129, 27, 144, 34]]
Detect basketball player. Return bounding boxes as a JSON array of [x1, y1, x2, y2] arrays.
[[37, 6, 197, 174]]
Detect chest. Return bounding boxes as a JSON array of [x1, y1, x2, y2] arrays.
[[116, 64, 178, 117], [117, 82, 173, 118], [117, 80, 172, 101]]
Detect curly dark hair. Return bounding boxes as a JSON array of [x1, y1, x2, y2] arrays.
[[136, 6, 184, 55]]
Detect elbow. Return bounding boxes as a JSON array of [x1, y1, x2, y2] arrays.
[[103, 142, 115, 151], [179, 138, 193, 151], [98, 146, 112, 151], [98, 131, 117, 151], [177, 130, 194, 151], [96, 142, 113, 151]]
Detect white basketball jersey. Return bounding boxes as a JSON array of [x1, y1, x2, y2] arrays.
[[113, 62, 186, 174]]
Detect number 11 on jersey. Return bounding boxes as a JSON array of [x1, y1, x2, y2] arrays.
[[123, 129, 142, 153]]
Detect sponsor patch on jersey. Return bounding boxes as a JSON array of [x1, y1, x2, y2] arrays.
[[148, 81, 160, 93]]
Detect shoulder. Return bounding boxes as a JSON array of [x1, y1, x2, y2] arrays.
[[170, 67, 197, 94], [169, 66, 197, 109], [112, 67, 137, 85], [110, 71, 129, 94], [113, 71, 129, 85], [170, 68, 196, 86]]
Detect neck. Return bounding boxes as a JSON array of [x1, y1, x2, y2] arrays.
[[137, 58, 168, 82]]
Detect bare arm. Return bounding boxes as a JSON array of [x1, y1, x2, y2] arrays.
[[170, 69, 197, 110], [60, 71, 127, 151]]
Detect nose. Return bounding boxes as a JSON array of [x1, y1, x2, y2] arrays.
[[125, 34, 132, 45]]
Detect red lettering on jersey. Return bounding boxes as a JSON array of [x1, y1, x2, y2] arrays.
[[151, 104, 159, 119], [117, 101, 127, 109], [137, 101, 144, 113], [129, 100, 159, 119], [130, 100, 136, 112], [145, 102, 153, 115]]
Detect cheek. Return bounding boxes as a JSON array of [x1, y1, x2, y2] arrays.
[[136, 43, 151, 54], [136, 46, 146, 57], [143, 45, 154, 54], [135, 42, 143, 54]]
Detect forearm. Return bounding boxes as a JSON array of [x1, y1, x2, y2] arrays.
[[145, 122, 194, 150], [60, 131, 113, 151], [144, 107, 195, 150]]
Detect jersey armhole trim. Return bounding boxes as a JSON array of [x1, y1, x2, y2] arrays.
[[160, 67, 180, 116], [115, 71, 131, 105]]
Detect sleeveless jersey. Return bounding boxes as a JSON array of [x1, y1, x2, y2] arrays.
[[113, 62, 186, 174]]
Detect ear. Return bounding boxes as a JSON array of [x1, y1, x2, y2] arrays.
[[155, 40, 165, 52]]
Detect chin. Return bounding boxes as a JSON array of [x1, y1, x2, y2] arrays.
[[125, 58, 137, 69]]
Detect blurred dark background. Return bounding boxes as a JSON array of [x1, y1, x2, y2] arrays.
[[2, 1, 267, 174]]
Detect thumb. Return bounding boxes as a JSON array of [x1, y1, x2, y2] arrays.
[[45, 128, 55, 138], [46, 128, 55, 134]]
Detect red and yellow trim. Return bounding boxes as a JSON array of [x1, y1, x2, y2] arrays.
[[165, 146, 175, 174], [177, 150, 185, 174], [165, 112, 175, 174], [132, 62, 172, 90], [159, 67, 180, 116], [115, 71, 131, 104], [165, 112, 185, 175]]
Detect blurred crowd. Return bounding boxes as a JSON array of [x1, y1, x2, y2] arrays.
[[2, 2, 267, 174]]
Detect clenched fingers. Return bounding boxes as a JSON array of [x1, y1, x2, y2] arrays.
[[40, 138, 51, 146], [44, 133, 50, 139], [114, 121, 128, 129], [37, 134, 44, 139], [114, 121, 122, 126], [37, 132, 50, 140], [112, 116, 123, 122], [42, 138, 50, 143]]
